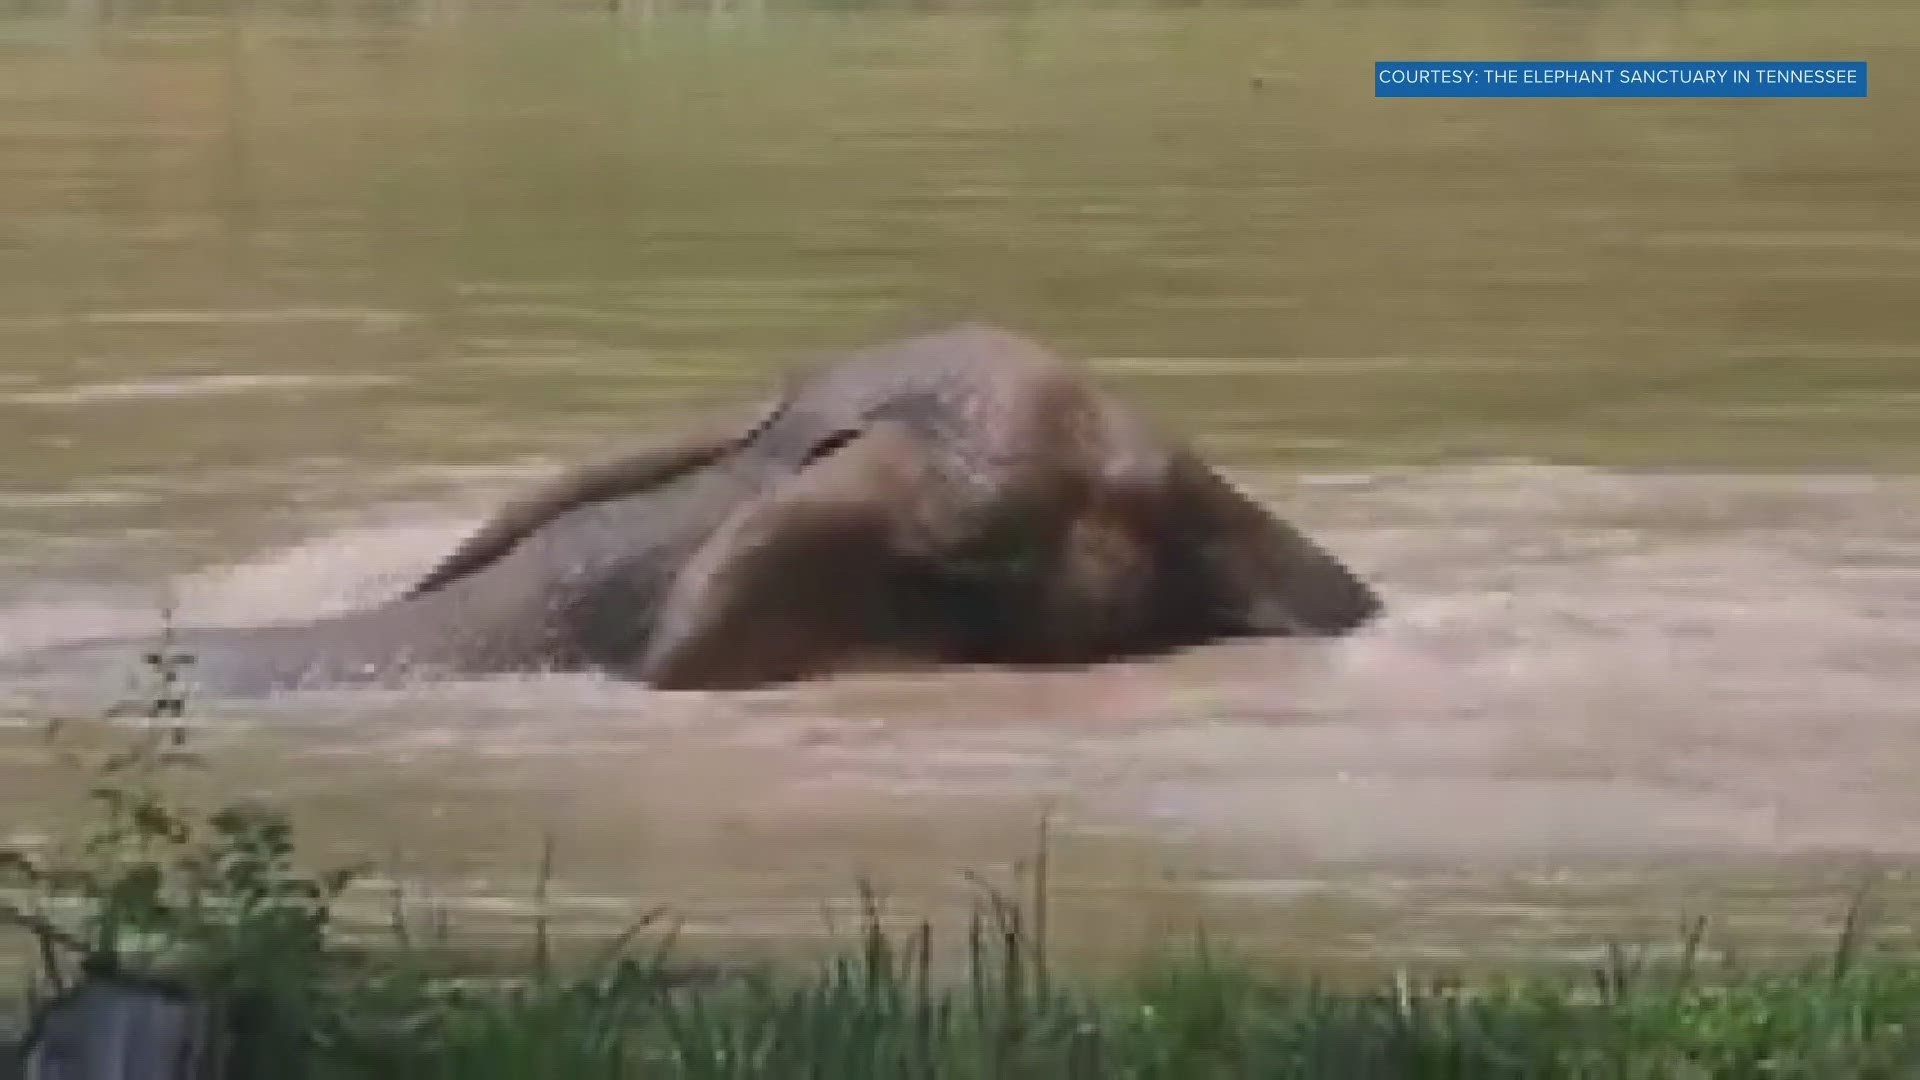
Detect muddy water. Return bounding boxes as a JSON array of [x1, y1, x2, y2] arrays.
[[4, 4, 1920, 978]]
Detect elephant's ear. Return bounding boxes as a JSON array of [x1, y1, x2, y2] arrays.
[[634, 415, 968, 690], [402, 397, 788, 599]]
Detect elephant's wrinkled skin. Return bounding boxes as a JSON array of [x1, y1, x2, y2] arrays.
[[6, 326, 1382, 696]]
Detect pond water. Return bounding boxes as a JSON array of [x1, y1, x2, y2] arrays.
[[3, 1, 1918, 980]]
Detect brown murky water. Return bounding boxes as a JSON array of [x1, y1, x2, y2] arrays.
[[3, 2, 1919, 981]]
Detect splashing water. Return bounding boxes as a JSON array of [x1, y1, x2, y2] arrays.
[[5, 464, 1917, 970]]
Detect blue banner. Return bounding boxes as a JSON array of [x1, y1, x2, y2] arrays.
[[1375, 61, 1867, 99]]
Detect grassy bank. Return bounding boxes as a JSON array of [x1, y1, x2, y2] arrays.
[[9, 826, 1920, 1078], [6, 665, 1920, 1077]]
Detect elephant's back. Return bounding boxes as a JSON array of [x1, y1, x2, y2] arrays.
[[414, 457, 762, 661]]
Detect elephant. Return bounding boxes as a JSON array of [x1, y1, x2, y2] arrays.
[[2, 325, 1382, 699]]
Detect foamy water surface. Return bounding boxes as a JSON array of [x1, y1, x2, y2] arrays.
[[6, 463, 1918, 972], [4, 1, 1918, 976]]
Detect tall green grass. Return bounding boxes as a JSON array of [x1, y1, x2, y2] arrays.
[[8, 649, 1920, 1077]]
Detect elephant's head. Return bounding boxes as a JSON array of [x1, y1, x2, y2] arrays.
[[975, 402, 1383, 665], [1151, 447, 1383, 640]]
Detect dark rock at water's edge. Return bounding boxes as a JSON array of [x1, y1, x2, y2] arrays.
[[13, 976, 219, 1080]]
